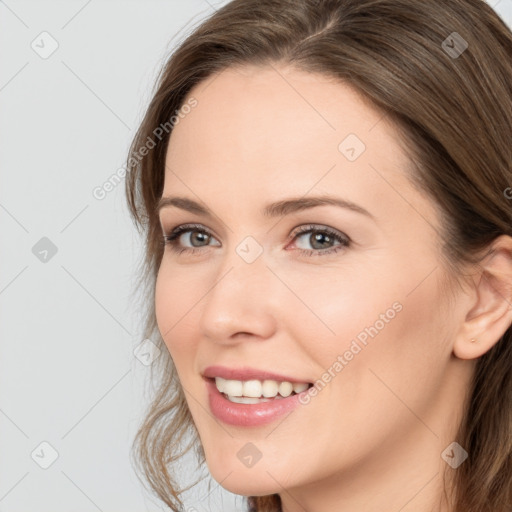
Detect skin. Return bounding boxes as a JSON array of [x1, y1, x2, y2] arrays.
[[154, 63, 511, 512]]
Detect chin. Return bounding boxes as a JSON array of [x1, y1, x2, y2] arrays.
[[206, 459, 285, 496], [214, 476, 281, 497]]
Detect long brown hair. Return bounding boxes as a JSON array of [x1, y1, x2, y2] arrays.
[[125, 1, 512, 510]]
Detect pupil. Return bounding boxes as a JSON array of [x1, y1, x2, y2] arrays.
[[192, 232, 208, 246], [312, 233, 330, 249]]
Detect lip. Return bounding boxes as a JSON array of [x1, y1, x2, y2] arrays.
[[202, 365, 311, 383], [205, 377, 310, 427]]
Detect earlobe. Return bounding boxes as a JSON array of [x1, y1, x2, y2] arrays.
[[453, 235, 512, 361]]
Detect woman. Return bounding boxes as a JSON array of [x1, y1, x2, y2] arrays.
[[125, 1, 512, 511]]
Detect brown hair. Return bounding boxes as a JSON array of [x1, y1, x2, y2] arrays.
[[125, 1, 512, 510]]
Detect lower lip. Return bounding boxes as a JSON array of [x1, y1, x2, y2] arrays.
[[205, 378, 311, 427]]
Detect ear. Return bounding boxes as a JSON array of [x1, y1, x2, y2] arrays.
[[453, 234, 512, 360]]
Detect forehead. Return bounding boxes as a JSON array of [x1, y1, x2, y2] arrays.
[[169, 64, 393, 159], [162, 63, 433, 229]]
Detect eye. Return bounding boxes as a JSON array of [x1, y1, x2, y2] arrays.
[[289, 224, 350, 257], [162, 223, 220, 255], [161, 223, 350, 257]]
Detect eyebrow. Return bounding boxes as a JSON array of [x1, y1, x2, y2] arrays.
[[156, 195, 375, 221]]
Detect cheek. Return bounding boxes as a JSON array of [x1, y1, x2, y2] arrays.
[[290, 257, 449, 400], [154, 265, 173, 342], [154, 263, 199, 357], [282, 263, 396, 353], [328, 271, 450, 422]]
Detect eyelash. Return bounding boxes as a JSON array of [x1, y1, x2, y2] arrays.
[[161, 223, 350, 257]]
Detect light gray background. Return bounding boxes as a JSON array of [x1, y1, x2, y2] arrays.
[[1, 1, 511, 511]]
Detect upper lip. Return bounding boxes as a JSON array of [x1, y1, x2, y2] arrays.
[[202, 365, 312, 383]]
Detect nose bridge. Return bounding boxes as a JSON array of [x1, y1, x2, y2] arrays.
[[199, 242, 277, 342]]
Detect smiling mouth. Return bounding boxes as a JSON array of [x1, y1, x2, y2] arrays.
[[208, 376, 313, 403]]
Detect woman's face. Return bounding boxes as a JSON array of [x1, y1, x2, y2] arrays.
[[155, 64, 472, 500]]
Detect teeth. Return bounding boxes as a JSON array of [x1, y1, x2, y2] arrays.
[[214, 377, 309, 399], [227, 396, 274, 404], [279, 381, 293, 397], [293, 382, 309, 393], [244, 379, 263, 398], [262, 380, 279, 397]]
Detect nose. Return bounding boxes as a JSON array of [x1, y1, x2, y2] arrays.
[[199, 253, 278, 345]]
